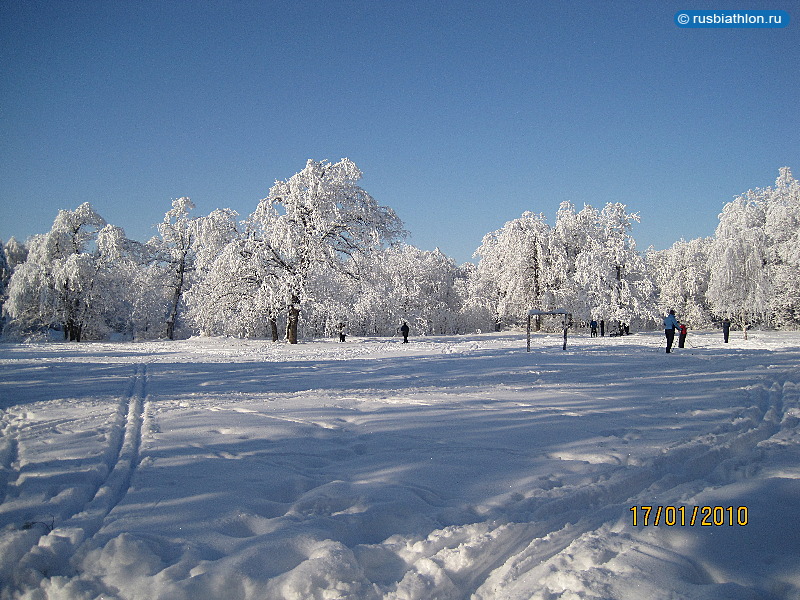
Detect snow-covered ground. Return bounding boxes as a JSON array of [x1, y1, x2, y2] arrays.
[[1, 330, 799, 600]]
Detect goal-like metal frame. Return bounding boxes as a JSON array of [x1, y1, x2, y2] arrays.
[[527, 309, 573, 352]]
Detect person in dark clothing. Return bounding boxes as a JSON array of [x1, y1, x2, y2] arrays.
[[678, 323, 687, 348], [338, 322, 346, 342], [722, 318, 731, 343], [400, 322, 410, 343], [664, 310, 680, 353], [590, 320, 598, 337]]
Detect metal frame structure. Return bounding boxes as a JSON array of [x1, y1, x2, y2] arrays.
[[527, 309, 573, 351]]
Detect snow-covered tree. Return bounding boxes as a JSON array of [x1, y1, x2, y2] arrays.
[[707, 191, 770, 330], [0, 241, 11, 288], [402, 247, 466, 335], [705, 167, 800, 331], [248, 158, 405, 343], [4, 206, 155, 341], [182, 208, 253, 336], [186, 234, 290, 340], [763, 167, 800, 328], [0, 240, 12, 333], [575, 203, 655, 327], [647, 237, 713, 327], [351, 245, 465, 336], [6, 164, 795, 341], [2, 237, 29, 334], [550, 202, 600, 320], [475, 212, 553, 328], [6, 203, 107, 340], [90, 224, 152, 338], [4, 237, 28, 270], [458, 261, 497, 334], [150, 197, 199, 340], [472, 202, 655, 332]]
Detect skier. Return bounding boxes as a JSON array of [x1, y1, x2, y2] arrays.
[[678, 323, 687, 348], [663, 309, 680, 353], [400, 321, 410, 343], [722, 318, 731, 343], [590, 320, 598, 337]]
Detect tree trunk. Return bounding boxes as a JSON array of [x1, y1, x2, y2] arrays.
[[166, 264, 185, 341], [66, 319, 82, 342], [65, 294, 82, 342], [270, 317, 279, 342], [287, 295, 300, 344]]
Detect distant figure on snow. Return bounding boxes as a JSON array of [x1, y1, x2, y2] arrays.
[[678, 323, 687, 348], [722, 318, 731, 343], [338, 322, 346, 343], [400, 322, 410, 344], [590, 320, 598, 337], [664, 310, 680, 353]]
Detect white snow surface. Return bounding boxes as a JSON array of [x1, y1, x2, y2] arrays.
[[1, 331, 799, 600]]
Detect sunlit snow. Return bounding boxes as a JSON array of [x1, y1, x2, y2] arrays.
[[1, 330, 798, 599]]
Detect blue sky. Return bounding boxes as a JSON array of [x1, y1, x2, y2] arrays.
[[2, 0, 798, 264]]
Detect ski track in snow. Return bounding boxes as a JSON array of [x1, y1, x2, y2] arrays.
[[0, 362, 149, 593], [0, 332, 799, 599]]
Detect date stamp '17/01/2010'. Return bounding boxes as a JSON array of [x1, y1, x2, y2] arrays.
[[630, 506, 749, 527]]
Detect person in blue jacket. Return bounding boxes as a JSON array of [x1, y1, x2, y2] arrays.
[[663, 309, 680, 353]]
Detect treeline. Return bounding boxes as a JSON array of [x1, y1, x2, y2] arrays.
[[1, 162, 797, 342]]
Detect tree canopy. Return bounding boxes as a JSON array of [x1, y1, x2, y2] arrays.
[[3, 164, 798, 341]]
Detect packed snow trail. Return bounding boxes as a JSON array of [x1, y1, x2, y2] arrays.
[[0, 332, 798, 599], [0, 361, 149, 594]]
